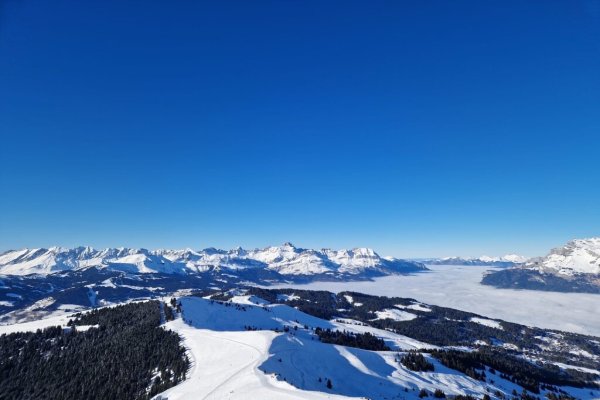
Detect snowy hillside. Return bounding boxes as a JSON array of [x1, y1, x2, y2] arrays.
[[159, 296, 488, 400], [2, 289, 599, 400], [0, 243, 426, 278], [156, 294, 599, 400]]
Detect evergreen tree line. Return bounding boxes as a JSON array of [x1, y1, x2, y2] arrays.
[[0, 301, 189, 400], [399, 350, 434, 372], [314, 328, 390, 351]]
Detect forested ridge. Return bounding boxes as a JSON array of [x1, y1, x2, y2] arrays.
[[430, 349, 599, 394], [0, 301, 189, 400], [245, 288, 599, 365]]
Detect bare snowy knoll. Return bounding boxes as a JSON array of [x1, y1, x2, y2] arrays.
[[164, 292, 600, 400], [483, 237, 600, 293]]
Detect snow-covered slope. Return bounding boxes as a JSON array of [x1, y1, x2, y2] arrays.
[[157, 296, 598, 400], [2, 290, 599, 400], [525, 237, 600, 276], [0, 243, 426, 278], [161, 297, 498, 400]]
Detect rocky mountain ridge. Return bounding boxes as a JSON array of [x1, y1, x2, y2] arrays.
[[0, 243, 426, 277]]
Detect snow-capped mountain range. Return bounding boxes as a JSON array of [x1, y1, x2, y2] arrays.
[[0, 244, 427, 324], [0, 243, 426, 277], [423, 254, 527, 267]]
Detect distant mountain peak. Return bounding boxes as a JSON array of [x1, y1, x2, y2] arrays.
[[525, 236, 600, 275], [425, 254, 527, 266]]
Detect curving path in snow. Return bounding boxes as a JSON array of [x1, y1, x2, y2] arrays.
[[158, 310, 348, 399]]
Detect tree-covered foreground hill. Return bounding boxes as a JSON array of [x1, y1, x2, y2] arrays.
[[0, 301, 189, 400]]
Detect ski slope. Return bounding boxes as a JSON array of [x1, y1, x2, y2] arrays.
[[158, 318, 348, 400], [157, 296, 594, 400]]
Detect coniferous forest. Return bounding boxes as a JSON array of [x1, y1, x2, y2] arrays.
[[0, 301, 189, 400], [400, 351, 434, 372], [429, 348, 598, 394], [315, 327, 390, 351]]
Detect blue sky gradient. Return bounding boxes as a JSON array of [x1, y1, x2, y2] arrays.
[[1, 1, 599, 257]]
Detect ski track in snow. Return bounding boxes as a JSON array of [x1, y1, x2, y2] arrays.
[[159, 320, 346, 400]]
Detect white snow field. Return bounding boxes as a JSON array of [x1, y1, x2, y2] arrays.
[[156, 296, 598, 400], [157, 319, 347, 400], [0, 300, 140, 334], [372, 308, 417, 322], [268, 265, 600, 336], [0, 311, 71, 335]]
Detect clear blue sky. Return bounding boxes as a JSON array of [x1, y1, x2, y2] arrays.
[[1, 1, 599, 257]]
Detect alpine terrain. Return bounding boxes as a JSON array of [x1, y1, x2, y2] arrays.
[[482, 238, 600, 293]]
